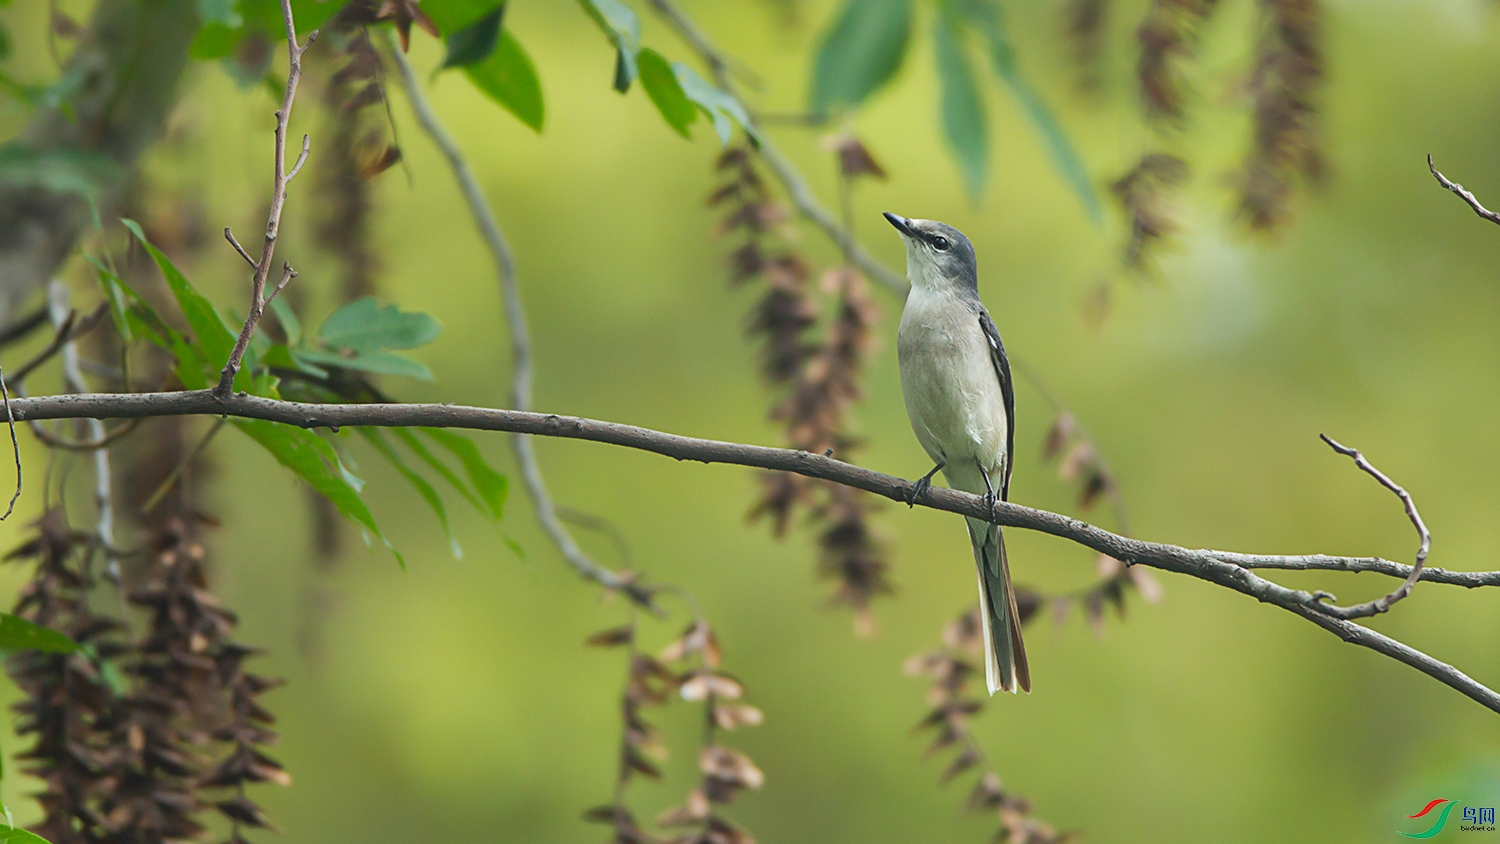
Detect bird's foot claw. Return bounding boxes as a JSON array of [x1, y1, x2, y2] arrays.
[[906, 475, 933, 507]]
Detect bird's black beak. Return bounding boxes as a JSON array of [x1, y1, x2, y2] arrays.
[[883, 212, 913, 237]]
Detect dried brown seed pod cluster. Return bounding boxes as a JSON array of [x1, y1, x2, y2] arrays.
[[6, 429, 286, 842], [1239, 0, 1324, 230], [1136, 0, 1224, 123], [314, 24, 397, 303], [905, 609, 1069, 844], [586, 618, 763, 844], [1036, 411, 1161, 628], [711, 145, 893, 631], [1109, 152, 1189, 273]]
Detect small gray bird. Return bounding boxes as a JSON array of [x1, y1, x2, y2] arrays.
[[885, 212, 1029, 695]]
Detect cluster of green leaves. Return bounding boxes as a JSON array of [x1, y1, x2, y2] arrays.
[[812, 0, 1099, 216], [187, 0, 755, 144], [93, 221, 509, 566]]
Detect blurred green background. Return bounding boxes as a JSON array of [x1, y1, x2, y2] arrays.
[[4, 0, 1500, 841]]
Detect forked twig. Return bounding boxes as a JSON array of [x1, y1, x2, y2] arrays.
[[1310, 435, 1430, 619], [215, 0, 318, 397]]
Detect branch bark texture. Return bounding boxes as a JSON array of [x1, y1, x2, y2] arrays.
[[5, 388, 1497, 712]]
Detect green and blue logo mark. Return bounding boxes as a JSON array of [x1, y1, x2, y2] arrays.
[[1401, 799, 1496, 837]]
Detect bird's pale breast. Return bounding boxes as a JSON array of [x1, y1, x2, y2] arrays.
[[897, 288, 1008, 488]]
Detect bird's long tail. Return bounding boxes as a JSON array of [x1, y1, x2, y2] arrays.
[[965, 517, 1030, 695]]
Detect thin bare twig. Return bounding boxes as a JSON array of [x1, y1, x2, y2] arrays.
[[215, 0, 318, 398], [265, 262, 298, 305], [385, 35, 644, 602], [1309, 434, 1430, 619], [24, 418, 139, 451], [224, 227, 259, 270], [0, 367, 17, 520], [286, 133, 311, 182], [0, 306, 51, 349], [140, 417, 226, 515], [1429, 154, 1500, 227], [4, 388, 1499, 711], [8, 304, 108, 386]]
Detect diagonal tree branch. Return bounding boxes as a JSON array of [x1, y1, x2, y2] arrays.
[[1429, 154, 1500, 227], [384, 35, 636, 597], [4, 387, 1497, 712]]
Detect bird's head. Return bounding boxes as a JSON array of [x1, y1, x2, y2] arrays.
[[882, 213, 978, 295]]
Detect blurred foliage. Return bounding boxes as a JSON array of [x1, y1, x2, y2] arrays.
[[0, 1, 1496, 844]]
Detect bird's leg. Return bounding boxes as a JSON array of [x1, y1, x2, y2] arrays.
[[977, 458, 997, 526], [907, 461, 945, 507]]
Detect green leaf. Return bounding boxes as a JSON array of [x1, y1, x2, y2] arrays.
[[390, 428, 490, 519], [294, 348, 434, 381], [423, 0, 501, 34], [672, 63, 757, 145], [316, 297, 441, 353], [120, 218, 242, 387], [579, 0, 640, 92], [421, 429, 507, 521], [360, 429, 463, 559], [190, 23, 244, 60], [958, 0, 1101, 223], [269, 295, 302, 346], [0, 614, 77, 653], [637, 48, 696, 137], [464, 31, 544, 132], [233, 420, 403, 566], [197, 0, 242, 26], [0, 825, 54, 844], [933, 7, 987, 198], [264, 344, 327, 378], [810, 0, 912, 115], [442, 5, 504, 69], [85, 255, 206, 386]]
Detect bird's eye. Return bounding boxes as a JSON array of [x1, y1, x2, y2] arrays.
[[931, 236, 950, 251]]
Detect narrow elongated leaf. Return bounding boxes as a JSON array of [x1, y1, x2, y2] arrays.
[[390, 428, 489, 518], [0, 614, 77, 653], [0, 826, 53, 844], [360, 429, 462, 559], [421, 429, 507, 520], [672, 63, 757, 145], [810, 0, 912, 114], [958, 0, 1101, 222], [933, 8, 987, 198], [579, 0, 640, 91], [294, 348, 434, 381], [85, 255, 208, 387], [121, 218, 241, 378], [269, 295, 302, 346], [233, 420, 403, 566], [464, 31, 544, 132], [442, 5, 504, 69], [637, 48, 696, 137]]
